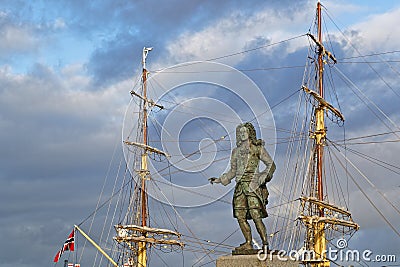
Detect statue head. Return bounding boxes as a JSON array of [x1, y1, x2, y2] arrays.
[[236, 122, 263, 147]]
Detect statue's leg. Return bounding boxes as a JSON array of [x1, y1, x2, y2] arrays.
[[254, 218, 269, 249], [237, 218, 252, 246], [234, 193, 253, 250], [248, 195, 269, 250]]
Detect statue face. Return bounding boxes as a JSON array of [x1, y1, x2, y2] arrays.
[[239, 126, 249, 142]]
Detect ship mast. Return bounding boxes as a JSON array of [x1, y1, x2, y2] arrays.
[[138, 46, 151, 267], [314, 2, 327, 266], [299, 2, 358, 267], [316, 1, 324, 211], [116, 47, 183, 267]]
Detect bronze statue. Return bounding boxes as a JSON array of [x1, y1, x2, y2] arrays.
[[209, 122, 275, 254]]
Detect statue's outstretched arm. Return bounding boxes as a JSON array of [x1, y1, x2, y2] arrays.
[[209, 148, 237, 186]]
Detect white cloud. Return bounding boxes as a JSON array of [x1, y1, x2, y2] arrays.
[[0, 25, 38, 56], [349, 7, 400, 52], [324, 1, 365, 15], [53, 17, 66, 30], [165, 4, 313, 66]]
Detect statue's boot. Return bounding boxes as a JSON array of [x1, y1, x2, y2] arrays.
[[236, 241, 253, 251], [254, 218, 269, 252], [237, 219, 253, 250]]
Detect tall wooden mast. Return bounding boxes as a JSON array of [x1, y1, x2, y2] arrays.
[[138, 46, 151, 267], [300, 2, 358, 267], [313, 2, 328, 266], [116, 47, 183, 267], [316, 1, 324, 209]]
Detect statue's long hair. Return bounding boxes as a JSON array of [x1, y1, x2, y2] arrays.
[[236, 122, 264, 147]]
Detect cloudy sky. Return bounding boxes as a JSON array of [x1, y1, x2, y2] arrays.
[[1, 0, 400, 266]]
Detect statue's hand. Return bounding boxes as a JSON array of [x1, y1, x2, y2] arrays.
[[209, 177, 221, 184], [258, 171, 273, 185]]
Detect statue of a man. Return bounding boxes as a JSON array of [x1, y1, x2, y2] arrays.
[[209, 122, 275, 253]]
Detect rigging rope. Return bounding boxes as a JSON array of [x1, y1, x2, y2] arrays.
[[332, 140, 400, 175], [334, 130, 400, 142], [323, 8, 400, 99], [326, 145, 349, 209], [152, 34, 307, 73], [96, 155, 125, 267], [149, 179, 214, 262], [78, 132, 121, 263], [331, 149, 400, 238], [191, 229, 238, 267], [330, 142, 400, 217], [334, 66, 400, 137], [339, 50, 400, 60]]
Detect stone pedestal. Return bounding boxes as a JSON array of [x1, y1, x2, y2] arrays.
[[216, 254, 299, 267]]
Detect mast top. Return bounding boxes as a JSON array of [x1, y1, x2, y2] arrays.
[[142, 47, 153, 69]]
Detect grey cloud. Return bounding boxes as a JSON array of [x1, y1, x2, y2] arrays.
[[82, 0, 309, 84], [0, 63, 123, 182], [0, 12, 38, 60]]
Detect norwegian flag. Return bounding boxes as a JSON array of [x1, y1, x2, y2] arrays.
[[54, 229, 75, 262]]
